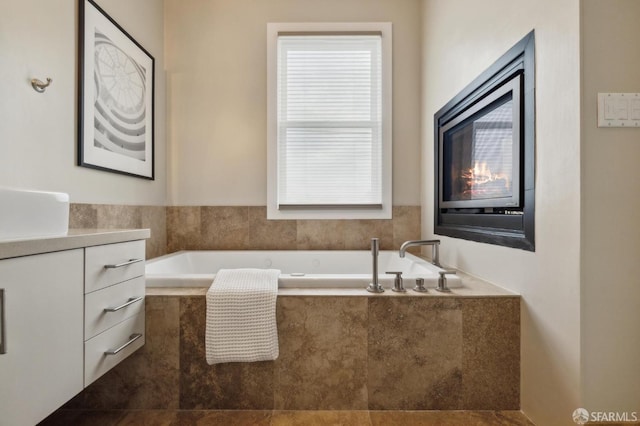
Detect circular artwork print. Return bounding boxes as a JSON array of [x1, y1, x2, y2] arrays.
[[93, 29, 147, 161]]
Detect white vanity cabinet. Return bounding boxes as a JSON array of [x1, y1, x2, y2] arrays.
[[0, 249, 84, 426], [0, 229, 149, 426]]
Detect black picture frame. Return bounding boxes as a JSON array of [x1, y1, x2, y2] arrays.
[[78, 0, 155, 180]]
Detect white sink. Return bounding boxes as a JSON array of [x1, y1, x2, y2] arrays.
[[0, 187, 69, 241]]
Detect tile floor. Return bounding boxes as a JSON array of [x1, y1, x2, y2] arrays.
[[39, 409, 534, 425]]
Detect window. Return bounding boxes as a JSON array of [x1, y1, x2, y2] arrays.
[[267, 23, 392, 219]]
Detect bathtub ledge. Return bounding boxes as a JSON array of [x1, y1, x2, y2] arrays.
[[146, 271, 518, 298]]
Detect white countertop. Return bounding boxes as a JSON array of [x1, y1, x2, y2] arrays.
[[0, 228, 150, 260]]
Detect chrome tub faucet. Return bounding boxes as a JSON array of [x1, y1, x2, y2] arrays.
[[399, 239, 441, 267], [366, 238, 384, 293]]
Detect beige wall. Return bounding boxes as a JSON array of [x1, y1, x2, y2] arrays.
[[0, 0, 167, 206], [421, 1, 582, 424], [581, 0, 640, 413], [165, 0, 422, 206]]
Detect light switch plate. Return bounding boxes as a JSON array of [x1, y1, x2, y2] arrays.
[[598, 93, 640, 127]]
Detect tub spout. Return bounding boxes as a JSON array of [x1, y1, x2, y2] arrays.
[[399, 239, 441, 267], [366, 238, 384, 293]]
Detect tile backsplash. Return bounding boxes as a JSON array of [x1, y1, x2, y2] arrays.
[[70, 204, 420, 259], [70, 203, 167, 259]]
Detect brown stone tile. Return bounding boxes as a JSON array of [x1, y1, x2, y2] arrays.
[[200, 206, 250, 250], [125, 296, 181, 409], [248, 206, 297, 249], [392, 206, 421, 252], [166, 206, 202, 252], [69, 203, 98, 229], [66, 297, 181, 410], [42, 410, 535, 426], [343, 219, 393, 251], [177, 410, 272, 425], [96, 204, 143, 229], [271, 410, 372, 426], [274, 297, 368, 410], [141, 205, 167, 259], [369, 410, 534, 426], [296, 220, 346, 250], [117, 410, 178, 426], [179, 296, 275, 409], [39, 409, 127, 426], [368, 297, 463, 410], [70, 203, 164, 258], [588, 422, 640, 426], [462, 298, 520, 410]]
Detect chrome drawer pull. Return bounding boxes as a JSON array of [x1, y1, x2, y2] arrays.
[[0, 289, 6, 355], [104, 258, 143, 269], [104, 333, 142, 356], [104, 296, 144, 313]]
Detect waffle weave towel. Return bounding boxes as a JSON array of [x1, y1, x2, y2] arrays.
[[205, 268, 280, 365]]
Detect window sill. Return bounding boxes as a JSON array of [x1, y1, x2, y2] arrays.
[[266, 204, 392, 220]]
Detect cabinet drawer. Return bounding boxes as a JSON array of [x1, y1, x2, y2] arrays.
[[85, 240, 145, 293], [84, 276, 145, 340], [84, 313, 145, 386]]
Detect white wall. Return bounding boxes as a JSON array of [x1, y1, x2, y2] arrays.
[[165, 0, 422, 206], [581, 0, 640, 414], [0, 0, 166, 206], [421, 1, 582, 425]]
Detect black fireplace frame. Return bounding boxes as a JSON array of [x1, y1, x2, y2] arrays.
[[434, 31, 535, 251]]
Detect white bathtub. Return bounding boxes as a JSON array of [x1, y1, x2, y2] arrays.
[[145, 250, 462, 289]]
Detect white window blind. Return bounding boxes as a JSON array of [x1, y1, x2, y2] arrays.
[[277, 34, 383, 207]]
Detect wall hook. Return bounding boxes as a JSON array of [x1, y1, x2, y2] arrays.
[[31, 77, 52, 93]]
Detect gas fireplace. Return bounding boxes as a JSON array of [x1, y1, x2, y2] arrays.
[[434, 31, 535, 251]]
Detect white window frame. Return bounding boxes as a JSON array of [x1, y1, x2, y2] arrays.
[[267, 22, 392, 220]]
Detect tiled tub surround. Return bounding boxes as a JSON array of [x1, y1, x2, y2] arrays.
[[69, 204, 421, 259], [65, 285, 520, 412]]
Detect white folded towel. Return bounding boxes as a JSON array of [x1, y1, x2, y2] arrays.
[[205, 268, 280, 365]]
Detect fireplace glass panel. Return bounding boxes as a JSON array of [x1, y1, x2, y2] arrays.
[[440, 77, 520, 210], [444, 95, 513, 203]]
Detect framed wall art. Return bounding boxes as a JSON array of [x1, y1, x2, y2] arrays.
[[78, 0, 155, 179]]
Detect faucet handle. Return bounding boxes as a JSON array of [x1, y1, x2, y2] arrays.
[[413, 277, 428, 293], [386, 271, 406, 293], [436, 270, 456, 293]]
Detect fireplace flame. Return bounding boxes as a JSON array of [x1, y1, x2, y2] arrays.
[[461, 162, 510, 195]]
